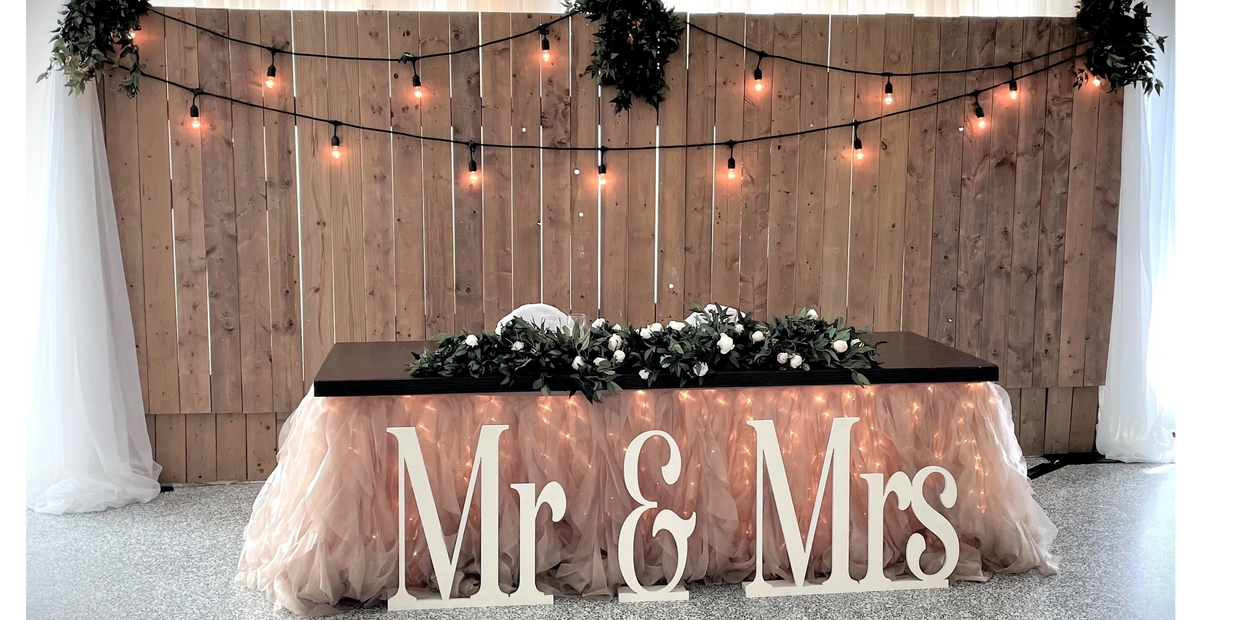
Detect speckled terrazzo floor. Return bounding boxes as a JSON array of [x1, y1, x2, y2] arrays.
[[27, 461, 1174, 620]]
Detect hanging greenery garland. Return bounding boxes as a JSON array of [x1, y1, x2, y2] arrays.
[[565, 0, 684, 112], [39, 0, 150, 97], [1076, 0, 1167, 94]]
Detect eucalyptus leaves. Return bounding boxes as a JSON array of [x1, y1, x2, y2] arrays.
[[39, 0, 151, 97], [566, 0, 683, 112], [1077, 0, 1167, 94], [407, 304, 882, 403]]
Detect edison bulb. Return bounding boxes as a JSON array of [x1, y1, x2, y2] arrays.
[[977, 118, 987, 129], [191, 118, 200, 129], [855, 150, 864, 161], [542, 51, 551, 62], [414, 86, 423, 98], [469, 171, 478, 184], [1092, 76, 1102, 87], [332, 146, 341, 159], [754, 81, 764, 92], [884, 93, 893, 105], [728, 168, 736, 180], [265, 77, 275, 88], [598, 175, 607, 186], [1009, 89, 1018, 100]]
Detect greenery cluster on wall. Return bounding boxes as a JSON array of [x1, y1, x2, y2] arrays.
[[38, 0, 150, 97], [1076, 0, 1167, 94]]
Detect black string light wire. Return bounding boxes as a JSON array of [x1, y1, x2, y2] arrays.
[[112, 50, 1084, 170]]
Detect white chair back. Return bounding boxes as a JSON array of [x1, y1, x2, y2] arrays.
[[496, 303, 573, 333]]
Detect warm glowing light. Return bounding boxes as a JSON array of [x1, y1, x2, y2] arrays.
[[542, 51, 551, 62], [265, 77, 275, 89], [598, 174, 607, 186], [754, 81, 764, 92], [332, 145, 341, 159], [884, 93, 893, 105], [1092, 76, 1102, 87], [469, 170, 478, 184], [414, 85, 423, 98], [1010, 89, 1018, 100], [191, 118, 201, 129], [727, 168, 736, 180], [128, 30, 136, 39], [855, 150, 864, 160], [977, 118, 987, 129]]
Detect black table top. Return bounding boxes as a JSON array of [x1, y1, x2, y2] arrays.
[[312, 331, 998, 398]]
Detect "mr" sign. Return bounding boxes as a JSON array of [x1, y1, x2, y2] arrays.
[[385, 416, 959, 610]]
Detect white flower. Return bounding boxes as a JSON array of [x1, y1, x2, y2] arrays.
[[717, 333, 735, 354], [832, 340, 849, 353], [639, 369, 651, 380], [649, 322, 664, 333], [777, 352, 789, 364], [807, 309, 819, 320], [668, 320, 685, 331], [613, 350, 626, 363], [704, 304, 719, 314], [725, 307, 739, 319], [572, 355, 585, 370], [693, 362, 709, 377], [593, 356, 607, 366], [511, 341, 525, 352], [465, 334, 479, 347], [608, 334, 623, 351], [612, 324, 623, 332], [734, 323, 745, 334], [790, 354, 804, 369], [660, 355, 672, 368], [592, 317, 607, 329], [640, 328, 653, 339], [751, 331, 765, 343], [851, 338, 861, 346]]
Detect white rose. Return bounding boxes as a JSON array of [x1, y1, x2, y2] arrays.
[[592, 317, 606, 329], [693, 361, 709, 377], [668, 320, 685, 331], [639, 369, 651, 380], [790, 354, 804, 369], [704, 304, 719, 313], [751, 331, 765, 343], [511, 341, 525, 352], [640, 328, 653, 339], [660, 355, 672, 368], [717, 333, 735, 354], [572, 355, 585, 370], [465, 334, 479, 347], [613, 350, 626, 363], [612, 324, 623, 332], [777, 352, 789, 364], [807, 309, 819, 320], [851, 338, 861, 346], [832, 340, 849, 353], [725, 307, 739, 319], [734, 323, 745, 334], [649, 322, 664, 333], [593, 356, 607, 366], [608, 334, 623, 351]]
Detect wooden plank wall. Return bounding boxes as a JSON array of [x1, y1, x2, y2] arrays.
[[106, 11, 1123, 481]]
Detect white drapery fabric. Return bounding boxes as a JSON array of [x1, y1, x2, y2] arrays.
[[1095, 0, 1176, 463], [158, 0, 1074, 16], [25, 5, 163, 510]]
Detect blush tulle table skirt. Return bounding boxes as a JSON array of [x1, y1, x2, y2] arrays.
[[236, 382, 1057, 616]]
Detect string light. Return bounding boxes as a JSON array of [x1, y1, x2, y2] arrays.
[[467, 141, 479, 185], [851, 121, 863, 160], [972, 91, 986, 129], [726, 141, 737, 180], [1006, 62, 1017, 100], [752, 52, 765, 92], [883, 73, 893, 105], [330, 121, 341, 159], [401, 53, 423, 99], [1092, 75, 1102, 87], [539, 26, 551, 62], [597, 147, 608, 186], [188, 90, 201, 129], [265, 48, 277, 89]]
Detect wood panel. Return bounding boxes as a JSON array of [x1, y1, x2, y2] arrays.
[[135, 12, 179, 414], [901, 17, 940, 337], [846, 15, 885, 328], [874, 14, 912, 331], [185, 413, 216, 482], [1018, 387, 1047, 457], [626, 89, 658, 326], [821, 15, 857, 321], [261, 11, 303, 411], [1043, 386, 1073, 454], [711, 14, 745, 308], [599, 100, 628, 322], [981, 19, 1020, 381], [420, 13, 454, 335], [327, 12, 365, 342], [655, 18, 689, 323], [165, 9, 210, 414], [956, 18, 995, 358], [359, 10, 396, 342], [791, 16, 829, 314], [682, 14, 717, 311], [1033, 19, 1077, 387], [1068, 386, 1099, 453], [1084, 85, 1125, 385], [738, 16, 773, 320], [231, 10, 274, 414], [155, 415, 186, 483], [541, 13, 573, 316], [293, 11, 332, 389], [390, 12, 426, 341], [1058, 42, 1102, 386], [510, 13, 542, 309], [451, 13, 485, 334], [103, 60, 147, 411], [765, 14, 802, 319], [928, 17, 967, 347], [482, 12, 515, 326], [216, 412, 248, 481], [1006, 17, 1050, 389]]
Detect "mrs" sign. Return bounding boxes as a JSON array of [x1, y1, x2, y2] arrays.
[[385, 416, 959, 609]]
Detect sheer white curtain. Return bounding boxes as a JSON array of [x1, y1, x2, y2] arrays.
[[26, 6, 163, 513], [158, 0, 1074, 16], [1095, 0, 1175, 463]]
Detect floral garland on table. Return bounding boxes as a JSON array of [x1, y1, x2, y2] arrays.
[[407, 303, 882, 404]]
